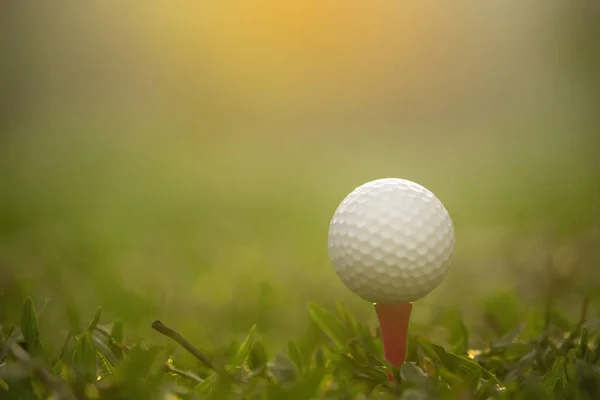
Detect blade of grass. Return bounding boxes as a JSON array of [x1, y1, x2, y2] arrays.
[[86, 307, 102, 333], [229, 324, 256, 369], [308, 303, 348, 351], [20, 297, 48, 364]]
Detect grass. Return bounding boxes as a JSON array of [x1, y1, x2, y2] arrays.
[[0, 127, 599, 399], [1, 294, 599, 399]]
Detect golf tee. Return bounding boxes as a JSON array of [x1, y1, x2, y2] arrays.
[[374, 302, 413, 377]]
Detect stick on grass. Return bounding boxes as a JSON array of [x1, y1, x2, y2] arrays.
[[151, 319, 237, 382]]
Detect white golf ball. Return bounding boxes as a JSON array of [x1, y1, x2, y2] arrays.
[[328, 178, 455, 304]]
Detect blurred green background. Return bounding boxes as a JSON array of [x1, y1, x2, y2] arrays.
[[1, 2, 599, 353]]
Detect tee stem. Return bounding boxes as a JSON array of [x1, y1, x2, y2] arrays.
[[374, 302, 413, 379]]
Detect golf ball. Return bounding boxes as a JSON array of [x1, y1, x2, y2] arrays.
[[328, 178, 455, 304]]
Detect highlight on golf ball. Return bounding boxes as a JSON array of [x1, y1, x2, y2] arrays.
[[328, 178, 455, 304]]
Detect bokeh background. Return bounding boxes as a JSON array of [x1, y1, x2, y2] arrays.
[[1, 2, 599, 353]]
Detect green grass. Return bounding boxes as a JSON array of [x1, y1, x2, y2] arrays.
[[0, 125, 599, 398], [1, 295, 599, 399]]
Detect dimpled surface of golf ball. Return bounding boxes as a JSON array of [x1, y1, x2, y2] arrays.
[[328, 178, 455, 304]]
